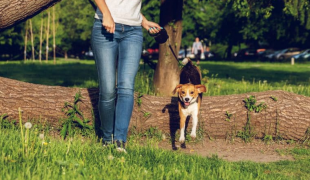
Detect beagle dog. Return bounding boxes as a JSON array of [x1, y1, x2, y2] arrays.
[[173, 58, 206, 143]]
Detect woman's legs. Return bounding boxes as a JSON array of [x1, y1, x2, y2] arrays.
[[92, 20, 143, 143], [91, 19, 118, 142], [114, 26, 143, 142]]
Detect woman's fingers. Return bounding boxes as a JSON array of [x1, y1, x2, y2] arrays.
[[103, 23, 115, 33], [102, 17, 115, 33], [148, 27, 162, 34]]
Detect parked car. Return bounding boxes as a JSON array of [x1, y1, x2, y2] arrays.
[[265, 50, 282, 59], [274, 48, 301, 60], [142, 48, 159, 59], [258, 49, 274, 59], [303, 51, 310, 59], [233, 48, 258, 59], [291, 49, 310, 60]]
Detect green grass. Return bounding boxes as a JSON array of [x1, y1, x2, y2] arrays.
[[198, 61, 310, 96], [1, 59, 310, 179], [0, 59, 98, 88], [1, 126, 310, 180], [1, 59, 310, 96]]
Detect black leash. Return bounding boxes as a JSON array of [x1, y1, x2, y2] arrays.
[[148, 28, 182, 65]]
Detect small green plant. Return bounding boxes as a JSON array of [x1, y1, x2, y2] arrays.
[[195, 120, 206, 142], [225, 111, 233, 122], [238, 96, 267, 142], [270, 96, 278, 101], [237, 123, 256, 143], [0, 114, 15, 129], [302, 127, 310, 145], [18, 108, 25, 157], [136, 92, 143, 107], [60, 91, 93, 139], [143, 127, 162, 140], [263, 134, 273, 144], [244, 95, 267, 113], [143, 112, 151, 118]]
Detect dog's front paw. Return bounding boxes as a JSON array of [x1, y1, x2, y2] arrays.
[[190, 132, 196, 139], [179, 136, 185, 143]]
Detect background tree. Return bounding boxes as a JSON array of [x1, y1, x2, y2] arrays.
[[153, 0, 183, 96], [1, 0, 310, 61]]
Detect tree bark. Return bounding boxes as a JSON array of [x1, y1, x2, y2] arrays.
[[0, 0, 61, 30], [1, 77, 310, 141], [153, 0, 183, 96]]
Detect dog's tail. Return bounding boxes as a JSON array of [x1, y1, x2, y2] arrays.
[[182, 57, 192, 66]]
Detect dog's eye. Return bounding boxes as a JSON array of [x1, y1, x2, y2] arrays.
[[190, 91, 194, 94], [181, 91, 185, 94]]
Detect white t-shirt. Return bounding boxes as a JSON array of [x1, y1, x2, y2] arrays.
[[95, 0, 142, 26], [192, 42, 203, 54]]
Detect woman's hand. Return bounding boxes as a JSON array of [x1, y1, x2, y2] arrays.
[[141, 14, 161, 34], [102, 14, 115, 33], [94, 0, 115, 33]]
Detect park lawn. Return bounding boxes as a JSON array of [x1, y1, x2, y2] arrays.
[[200, 61, 310, 85], [1, 59, 310, 179], [0, 127, 310, 180], [0, 59, 98, 88], [1, 59, 310, 96]]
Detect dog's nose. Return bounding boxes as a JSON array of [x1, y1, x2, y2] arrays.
[[185, 98, 189, 102]]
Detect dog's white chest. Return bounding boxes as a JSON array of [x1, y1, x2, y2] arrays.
[[181, 103, 199, 117]]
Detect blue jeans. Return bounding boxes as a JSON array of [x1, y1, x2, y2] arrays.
[[91, 19, 143, 142]]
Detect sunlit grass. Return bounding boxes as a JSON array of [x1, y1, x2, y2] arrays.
[[1, 126, 310, 180]]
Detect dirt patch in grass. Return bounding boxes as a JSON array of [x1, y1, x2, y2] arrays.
[[156, 138, 295, 162]]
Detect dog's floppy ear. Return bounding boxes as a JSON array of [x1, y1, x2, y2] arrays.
[[173, 84, 183, 94], [195, 84, 207, 93]]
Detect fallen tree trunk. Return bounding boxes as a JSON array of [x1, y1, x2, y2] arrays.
[[0, 0, 61, 30], [1, 77, 310, 141]]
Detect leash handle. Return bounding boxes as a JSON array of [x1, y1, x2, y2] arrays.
[[148, 27, 181, 64]]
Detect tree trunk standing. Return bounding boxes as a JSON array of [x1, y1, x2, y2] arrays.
[[39, 17, 43, 63], [45, 10, 50, 61], [0, 0, 61, 30], [52, 6, 56, 64], [23, 22, 28, 61], [226, 44, 232, 59], [64, 51, 68, 59], [29, 19, 35, 61], [153, 0, 183, 96], [1, 76, 310, 141]]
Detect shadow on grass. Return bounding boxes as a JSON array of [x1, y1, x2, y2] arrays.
[[162, 97, 191, 150]]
